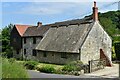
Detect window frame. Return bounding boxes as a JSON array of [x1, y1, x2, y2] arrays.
[[43, 52, 47, 57], [61, 53, 67, 58], [16, 50, 19, 54], [24, 38, 26, 44], [24, 49, 26, 55], [33, 37, 36, 44], [32, 50, 37, 56]]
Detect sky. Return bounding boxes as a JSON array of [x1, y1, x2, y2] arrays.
[[1, 0, 119, 29]]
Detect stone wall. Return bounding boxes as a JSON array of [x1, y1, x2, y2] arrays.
[[37, 51, 80, 64], [13, 49, 23, 59], [81, 21, 112, 64], [22, 37, 42, 60]]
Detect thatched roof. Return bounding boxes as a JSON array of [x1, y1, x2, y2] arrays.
[[36, 22, 94, 53]]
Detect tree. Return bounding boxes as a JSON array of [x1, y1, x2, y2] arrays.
[[1, 24, 14, 58]]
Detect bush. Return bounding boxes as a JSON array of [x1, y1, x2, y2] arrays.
[[62, 60, 83, 72], [62, 65, 77, 72], [24, 61, 39, 70], [2, 58, 29, 78], [37, 65, 56, 73], [8, 58, 16, 63]]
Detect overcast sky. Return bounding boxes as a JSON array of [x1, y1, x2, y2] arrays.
[[1, 0, 119, 28]]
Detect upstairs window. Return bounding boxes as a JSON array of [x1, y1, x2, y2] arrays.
[[24, 49, 26, 55], [24, 38, 26, 44], [33, 37, 36, 44], [32, 50, 37, 56]]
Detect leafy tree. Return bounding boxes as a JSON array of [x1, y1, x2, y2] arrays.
[[1, 24, 14, 58]]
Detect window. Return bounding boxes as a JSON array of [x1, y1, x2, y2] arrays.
[[13, 38, 16, 42], [61, 53, 67, 58], [52, 53, 54, 56], [24, 49, 26, 55], [24, 38, 26, 44], [16, 50, 19, 54], [43, 52, 47, 57], [32, 50, 37, 56], [33, 37, 36, 44]]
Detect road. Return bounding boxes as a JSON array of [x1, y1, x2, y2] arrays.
[[28, 70, 101, 78], [84, 64, 119, 78], [28, 64, 119, 78]]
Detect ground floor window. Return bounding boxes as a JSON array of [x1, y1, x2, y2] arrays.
[[61, 53, 67, 58], [43, 52, 47, 57], [16, 50, 19, 54], [32, 50, 37, 56]]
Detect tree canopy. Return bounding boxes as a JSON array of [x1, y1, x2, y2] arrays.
[[1, 24, 14, 58]]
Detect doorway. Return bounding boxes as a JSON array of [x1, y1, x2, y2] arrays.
[[100, 49, 112, 67]]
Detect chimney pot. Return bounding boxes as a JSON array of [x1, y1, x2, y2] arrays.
[[37, 22, 42, 27], [93, 1, 98, 21], [94, 1, 96, 7]]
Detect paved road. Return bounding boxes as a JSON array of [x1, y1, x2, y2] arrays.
[[28, 70, 101, 78], [84, 64, 119, 78], [28, 64, 119, 78]]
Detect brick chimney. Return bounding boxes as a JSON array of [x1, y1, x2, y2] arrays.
[[93, 1, 98, 21], [37, 22, 42, 27]]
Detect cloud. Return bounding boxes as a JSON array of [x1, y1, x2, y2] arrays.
[[15, 2, 85, 15], [16, 2, 91, 15], [3, 2, 118, 16]]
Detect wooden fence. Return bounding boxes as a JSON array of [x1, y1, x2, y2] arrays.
[[88, 59, 106, 73]]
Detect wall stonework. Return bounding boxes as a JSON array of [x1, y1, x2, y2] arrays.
[[13, 49, 23, 59], [22, 37, 42, 60], [37, 51, 80, 64], [81, 22, 112, 64]]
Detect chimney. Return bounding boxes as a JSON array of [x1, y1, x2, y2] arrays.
[[37, 22, 42, 27], [93, 1, 98, 21]]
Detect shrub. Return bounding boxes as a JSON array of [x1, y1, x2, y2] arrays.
[[112, 46, 117, 60], [62, 60, 83, 72], [62, 65, 77, 72], [24, 61, 39, 70], [37, 65, 56, 73], [2, 58, 29, 78], [8, 58, 16, 63]]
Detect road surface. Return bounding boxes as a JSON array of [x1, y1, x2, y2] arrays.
[[28, 64, 119, 78], [28, 70, 101, 78]]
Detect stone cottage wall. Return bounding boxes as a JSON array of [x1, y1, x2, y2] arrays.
[[37, 51, 80, 64], [13, 49, 23, 59], [22, 37, 42, 60], [81, 21, 112, 64]]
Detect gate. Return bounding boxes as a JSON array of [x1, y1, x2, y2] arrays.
[[88, 59, 106, 73]]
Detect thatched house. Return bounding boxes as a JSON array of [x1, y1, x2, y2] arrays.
[[10, 2, 112, 66]]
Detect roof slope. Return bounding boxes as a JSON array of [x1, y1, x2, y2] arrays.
[[23, 17, 92, 37], [36, 22, 94, 53], [23, 25, 50, 37], [15, 25, 32, 36]]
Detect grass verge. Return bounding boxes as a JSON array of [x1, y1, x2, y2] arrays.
[[2, 58, 29, 78]]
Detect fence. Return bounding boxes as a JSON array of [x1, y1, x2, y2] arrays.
[[88, 59, 106, 73]]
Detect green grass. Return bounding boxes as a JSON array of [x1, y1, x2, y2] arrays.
[[16, 60, 64, 72], [37, 63, 64, 70], [2, 58, 29, 78]]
